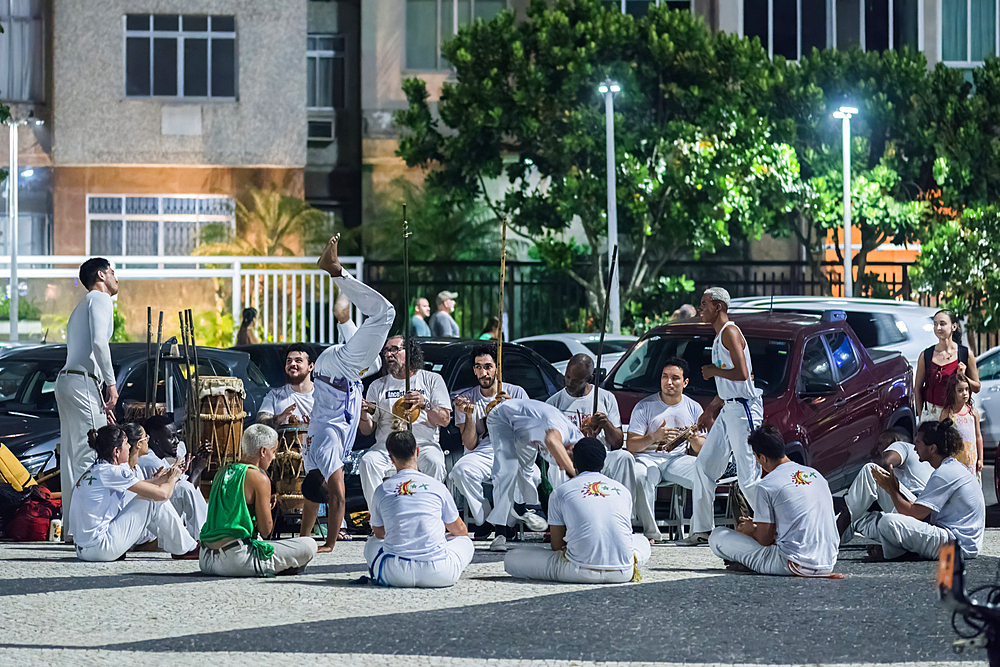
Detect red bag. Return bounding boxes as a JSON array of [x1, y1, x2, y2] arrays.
[[8, 486, 56, 541]]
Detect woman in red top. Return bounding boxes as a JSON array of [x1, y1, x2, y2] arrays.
[[914, 310, 981, 423]]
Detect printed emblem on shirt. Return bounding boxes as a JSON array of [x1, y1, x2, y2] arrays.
[[395, 480, 429, 496], [581, 481, 621, 497], [384, 389, 428, 400], [792, 470, 817, 486], [78, 472, 96, 487]]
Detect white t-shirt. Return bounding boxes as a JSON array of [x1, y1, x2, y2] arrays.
[[916, 457, 986, 558], [68, 462, 141, 548], [365, 370, 450, 451], [548, 471, 634, 569], [628, 393, 703, 460], [754, 461, 839, 571], [259, 384, 315, 423], [369, 469, 459, 560], [495, 399, 583, 464], [545, 387, 621, 449], [885, 441, 933, 495], [453, 382, 527, 456]]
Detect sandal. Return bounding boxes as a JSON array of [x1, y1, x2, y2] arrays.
[[338, 529, 353, 541]]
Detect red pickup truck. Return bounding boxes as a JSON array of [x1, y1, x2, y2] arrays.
[[606, 310, 914, 492]]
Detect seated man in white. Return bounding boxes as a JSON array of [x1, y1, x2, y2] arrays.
[[359, 335, 452, 508], [138, 415, 209, 543], [504, 437, 650, 584], [256, 343, 316, 427], [448, 342, 531, 542], [626, 357, 707, 543], [858, 419, 985, 561], [200, 424, 317, 577], [485, 398, 584, 533], [365, 429, 474, 588], [546, 353, 634, 496], [70, 424, 198, 562], [838, 427, 933, 544], [709, 424, 840, 577]]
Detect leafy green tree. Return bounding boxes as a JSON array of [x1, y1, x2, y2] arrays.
[[395, 0, 801, 313]]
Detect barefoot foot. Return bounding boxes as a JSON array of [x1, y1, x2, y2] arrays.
[[318, 234, 343, 277]]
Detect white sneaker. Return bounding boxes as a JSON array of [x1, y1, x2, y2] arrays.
[[677, 531, 710, 546], [515, 508, 548, 532], [489, 535, 508, 552]]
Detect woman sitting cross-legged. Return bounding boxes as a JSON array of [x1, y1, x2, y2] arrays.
[[69, 424, 199, 562]]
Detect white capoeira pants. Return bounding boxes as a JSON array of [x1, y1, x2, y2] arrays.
[[709, 527, 834, 576], [55, 372, 105, 543], [75, 498, 197, 562], [486, 411, 548, 527], [364, 535, 474, 587], [199, 537, 318, 577], [634, 453, 700, 540], [504, 536, 650, 584], [172, 478, 209, 541], [842, 463, 917, 543], [693, 398, 763, 532], [853, 511, 956, 560], [360, 446, 446, 507], [448, 449, 540, 526]]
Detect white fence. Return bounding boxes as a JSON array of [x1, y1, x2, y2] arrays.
[[0, 255, 365, 344]]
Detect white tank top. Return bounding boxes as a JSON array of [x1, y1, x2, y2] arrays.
[[712, 321, 759, 401]]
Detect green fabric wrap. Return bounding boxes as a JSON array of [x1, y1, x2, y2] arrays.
[[199, 463, 275, 561]]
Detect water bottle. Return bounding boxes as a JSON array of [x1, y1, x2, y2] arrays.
[[48, 519, 62, 542]]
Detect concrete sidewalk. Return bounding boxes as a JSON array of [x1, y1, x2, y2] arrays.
[[0, 531, 995, 666]]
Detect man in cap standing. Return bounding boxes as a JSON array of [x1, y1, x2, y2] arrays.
[[429, 291, 460, 338]]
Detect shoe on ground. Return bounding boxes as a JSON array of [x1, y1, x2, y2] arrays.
[[171, 546, 200, 560], [473, 522, 495, 541], [677, 531, 710, 546], [645, 532, 664, 544], [514, 507, 548, 532], [489, 535, 508, 552], [131, 540, 162, 552]]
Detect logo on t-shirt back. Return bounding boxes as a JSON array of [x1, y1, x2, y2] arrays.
[[792, 470, 817, 486], [395, 480, 429, 496], [581, 481, 621, 498]]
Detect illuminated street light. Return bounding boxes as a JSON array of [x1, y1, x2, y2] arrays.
[[832, 106, 857, 298]]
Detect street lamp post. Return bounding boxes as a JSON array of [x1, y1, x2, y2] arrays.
[[5, 113, 42, 343], [832, 106, 858, 298], [599, 77, 621, 334]]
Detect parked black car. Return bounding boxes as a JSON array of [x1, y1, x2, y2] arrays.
[[4, 343, 270, 482]]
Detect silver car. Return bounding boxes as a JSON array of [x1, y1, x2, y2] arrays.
[[974, 345, 1000, 454]]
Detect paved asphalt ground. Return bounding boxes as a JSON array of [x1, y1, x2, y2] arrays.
[[1, 471, 998, 667]]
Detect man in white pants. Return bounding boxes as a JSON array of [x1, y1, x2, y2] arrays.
[[359, 335, 451, 505], [838, 428, 933, 544], [449, 342, 530, 540], [627, 358, 707, 542], [365, 429, 474, 587], [857, 420, 985, 561], [681, 287, 764, 546], [505, 438, 650, 584], [546, 354, 635, 504], [709, 425, 840, 577], [299, 234, 395, 552], [200, 425, 318, 577], [56, 257, 120, 544], [485, 398, 583, 532], [137, 415, 209, 542]]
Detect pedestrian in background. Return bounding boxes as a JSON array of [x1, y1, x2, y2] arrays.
[[411, 297, 432, 337], [430, 290, 460, 337], [236, 307, 259, 345], [478, 316, 500, 340], [914, 310, 980, 423]]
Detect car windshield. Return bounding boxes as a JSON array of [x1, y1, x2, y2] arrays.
[[0, 360, 63, 414], [608, 334, 791, 398], [582, 340, 634, 356]]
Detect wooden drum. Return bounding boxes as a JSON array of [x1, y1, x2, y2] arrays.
[[193, 377, 247, 476], [122, 401, 167, 423], [274, 421, 307, 515]]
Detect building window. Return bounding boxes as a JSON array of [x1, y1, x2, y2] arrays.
[[0, 0, 45, 103], [86, 195, 234, 257], [942, 0, 997, 65], [743, 0, 919, 59], [307, 34, 345, 109], [610, 0, 692, 17], [125, 14, 236, 99], [406, 0, 507, 70]]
